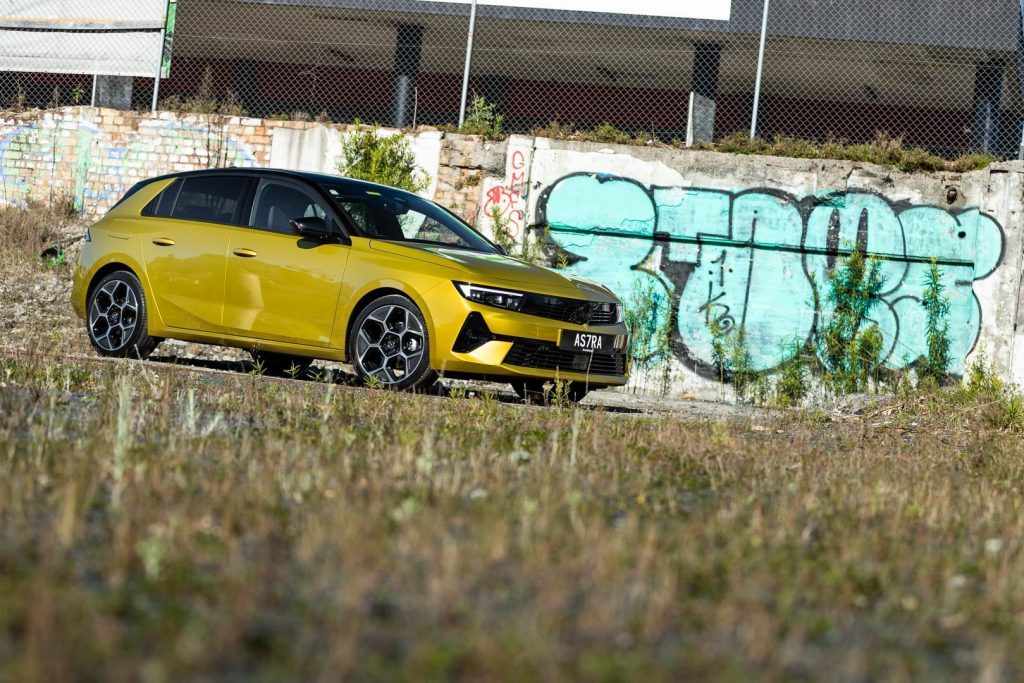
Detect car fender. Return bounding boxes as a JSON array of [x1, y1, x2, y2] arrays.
[[332, 277, 441, 362]]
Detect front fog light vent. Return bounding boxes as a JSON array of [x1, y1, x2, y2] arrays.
[[453, 312, 494, 353]]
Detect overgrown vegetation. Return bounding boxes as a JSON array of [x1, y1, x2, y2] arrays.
[[158, 66, 247, 117], [0, 200, 77, 263], [338, 120, 430, 193], [487, 205, 517, 255], [705, 250, 956, 405], [919, 258, 952, 384], [530, 121, 651, 146], [772, 339, 811, 407], [816, 250, 886, 395], [458, 94, 505, 139], [623, 279, 673, 383], [708, 321, 759, 403], [704, 131, 995, 173], [5, 346, 1024, 680]]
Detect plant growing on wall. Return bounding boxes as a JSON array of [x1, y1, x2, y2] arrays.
[[772, 338, 811, 407], [624, 279, 673, 379], [706, 318, 758, 403], [487, 205, 517, 255], [816, 250, 886, 394], [338, 121, 430, 193], [460, 95, 504, 140], [919, 258, 951, 385]]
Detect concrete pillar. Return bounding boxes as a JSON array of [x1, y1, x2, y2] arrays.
[[0, 72, 17, 105], [392, 24, 424, 129], [94, 75, 133, 110], [972, 59, 1004, 154], [688, 42, 721, 145], [482, 74, 510, 113], [231, 59, 260, 114]]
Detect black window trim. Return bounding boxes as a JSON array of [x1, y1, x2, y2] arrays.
[[146, 173, 255, 228]]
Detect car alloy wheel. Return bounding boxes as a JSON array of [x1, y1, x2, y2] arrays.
[[88, 278, 141, 353], [86, 271, 158, 359], [355, 303, 425, 385]]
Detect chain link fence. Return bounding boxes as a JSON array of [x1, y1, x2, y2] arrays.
[[2, 0, 1021, 158]]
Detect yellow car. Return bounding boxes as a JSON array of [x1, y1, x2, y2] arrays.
[[72, 169, 629, 400]]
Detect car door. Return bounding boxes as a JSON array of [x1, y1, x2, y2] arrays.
[[221, 177, 350, 347], [139, 174, 250, 333]]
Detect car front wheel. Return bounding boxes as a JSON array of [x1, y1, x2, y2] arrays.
[[348, 294, 436, 391]]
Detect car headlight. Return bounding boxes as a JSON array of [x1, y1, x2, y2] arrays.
[[454, 281, 525, 312], [614, 302, 624, 324]]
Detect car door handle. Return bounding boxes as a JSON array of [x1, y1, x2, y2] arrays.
[[232, 248, 258, 258], [152, 238, 175, 246]]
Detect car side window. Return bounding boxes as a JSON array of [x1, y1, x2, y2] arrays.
[[142, 178, 183, 217], [169, 176, 249, 225], [250, 180, 332, 235]]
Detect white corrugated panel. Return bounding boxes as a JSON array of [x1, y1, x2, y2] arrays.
[[415, 0, 732, 21], [0, 0, 168, 76]]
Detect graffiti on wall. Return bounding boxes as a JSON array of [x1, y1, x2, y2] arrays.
[[481, 147, 530, 240], [538, 173, 1005, 376], [0, 115, 255, 214]]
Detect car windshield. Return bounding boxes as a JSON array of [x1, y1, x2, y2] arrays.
[[321, 183, 498, 254]]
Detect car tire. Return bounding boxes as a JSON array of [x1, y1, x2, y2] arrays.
[[86, 270, 159, 359], [511, 379, 591, 405], [348, 294, 436, 391], [250, 350, 313, 378]]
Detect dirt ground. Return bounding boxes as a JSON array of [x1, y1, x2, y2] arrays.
[[1, 229, 805, 422]]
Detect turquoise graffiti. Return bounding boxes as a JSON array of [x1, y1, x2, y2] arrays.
[[538, 174, 1005, 377]]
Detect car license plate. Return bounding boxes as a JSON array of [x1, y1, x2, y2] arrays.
[[559, 330, 617, 355]]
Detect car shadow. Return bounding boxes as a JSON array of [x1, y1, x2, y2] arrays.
[[147, 355, 641, 414]]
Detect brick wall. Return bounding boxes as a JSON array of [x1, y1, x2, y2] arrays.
[[0, 107, 495, 220]]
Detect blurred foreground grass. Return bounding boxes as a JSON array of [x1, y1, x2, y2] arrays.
[[2, 353, 1024, 682]]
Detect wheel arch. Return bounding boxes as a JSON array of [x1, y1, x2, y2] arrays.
[[342, 286, 434, 363], [85, 259, 164, 333], [86, 261, 142, 302]]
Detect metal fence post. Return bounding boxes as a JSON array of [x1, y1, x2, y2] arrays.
[[458, 0, 479, 129], [750, 0, 770, 139]]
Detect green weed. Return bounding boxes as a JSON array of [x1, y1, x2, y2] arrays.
[[338, 120, 430, 193]]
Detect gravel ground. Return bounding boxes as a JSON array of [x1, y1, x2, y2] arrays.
[[3, 238, 886, 421]]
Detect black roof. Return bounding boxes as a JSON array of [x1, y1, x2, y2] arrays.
[[145, 167, 418, 197]]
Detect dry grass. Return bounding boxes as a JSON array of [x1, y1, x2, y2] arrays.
[[0, 206, 89, 357], [2, 350, 1024, 682], [703, 131, 996, 173], [0, 201, 75, 261]]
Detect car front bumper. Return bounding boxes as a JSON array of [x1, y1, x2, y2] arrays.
[[424, 284, 630, 386]]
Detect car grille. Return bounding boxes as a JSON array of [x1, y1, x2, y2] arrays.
[[520, 295, 619, 326], [504, 341, 627, 376]]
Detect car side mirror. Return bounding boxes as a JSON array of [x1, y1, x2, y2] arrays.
[[291, 217, 332, 241]]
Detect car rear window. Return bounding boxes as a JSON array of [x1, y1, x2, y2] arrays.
[[168, 176, 250, 225]]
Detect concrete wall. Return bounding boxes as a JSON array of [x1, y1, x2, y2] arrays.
[[3, 107, 1023, 398], [495, 138, 1024, 397]]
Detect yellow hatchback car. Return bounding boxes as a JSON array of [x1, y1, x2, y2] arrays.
[[72, 169, 629, 400]]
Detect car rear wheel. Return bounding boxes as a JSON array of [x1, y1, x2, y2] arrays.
[[511, 379, 591, 405], [249, 350, 313, 378], [349, 294, 436, 391], [87, 270, 159, 359]]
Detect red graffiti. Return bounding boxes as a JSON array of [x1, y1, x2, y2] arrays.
[[483, 186, 523, 238], [482, 149, 528, 238]]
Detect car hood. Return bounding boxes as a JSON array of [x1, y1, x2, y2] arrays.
[[368, 240, 618, 301]]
